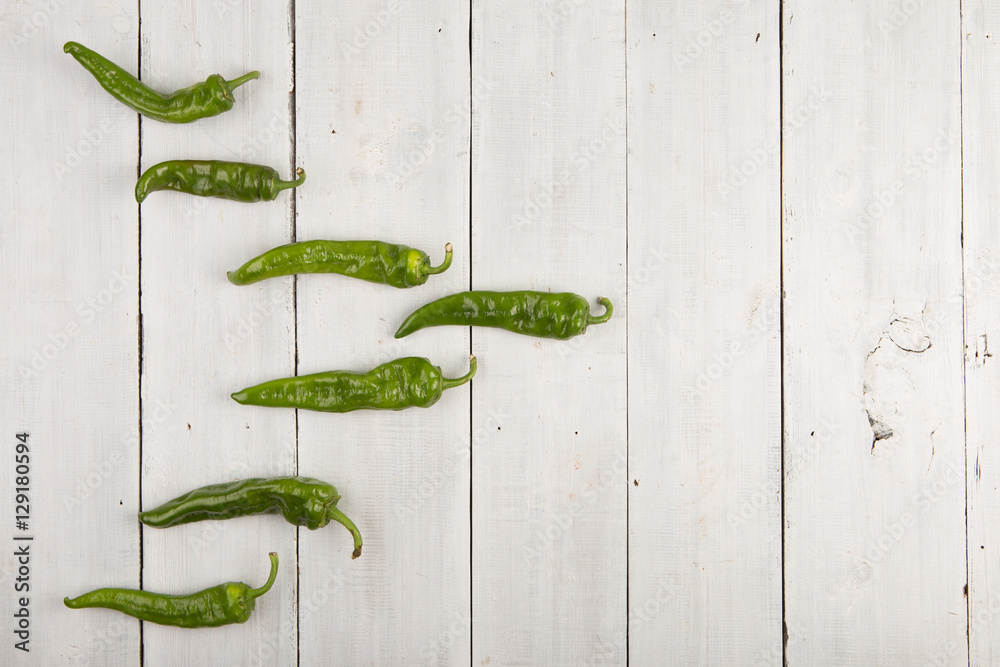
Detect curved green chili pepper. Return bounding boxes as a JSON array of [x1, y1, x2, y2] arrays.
[[63, 552, 278, 628], [228, 241, 453, 287], [64, 41, 258, 124], [394, 291, 612, 340], [231, 355, 476, 413], [136, 161, 305, 203], [139, 476, 362, 559]]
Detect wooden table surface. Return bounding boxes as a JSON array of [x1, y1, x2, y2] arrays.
[[2, 1, 997, 665]]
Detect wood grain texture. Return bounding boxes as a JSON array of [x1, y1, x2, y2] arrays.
[[963, 2, 1000, 663], [0, 3, 140, 664], [9, 0, 999, 664], [138, 2, 297, 665], [470, 1, 627, 664], [627, 2, 782, 664], [782, 1, 966, 663], [294, 1, 472, 664]]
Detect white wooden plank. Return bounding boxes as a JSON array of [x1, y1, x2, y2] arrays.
[[782, 2, 966, 663], [626, 2, 782, 663], [294, 1, 472, 664], [963, 2, 1000, 663], [139, 3, 297, 665], [470, 2, 627, 663], [0, 3, 140, 664]]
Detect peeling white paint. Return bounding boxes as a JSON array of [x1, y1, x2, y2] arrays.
[[863, 313, 936, 453]]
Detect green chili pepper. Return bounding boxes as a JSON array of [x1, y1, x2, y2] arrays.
[[139, 476, 362, 559], [394, 291, 613, 340], [64, 41, 258, 124], [228, 240, 453, 287], [63, 552, 278, 628], [231, 355, 476, 413], [135, 161, 305, 203]]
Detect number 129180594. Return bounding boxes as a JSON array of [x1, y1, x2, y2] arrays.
[[14, 433, 29, 532]]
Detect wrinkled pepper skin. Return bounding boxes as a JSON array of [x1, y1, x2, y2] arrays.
[[232, 355, 476, 413], [139, 477, 362, 559], [135, 161, 306, 203], [64, 552, 278, 628], [228, 241, 453, 288], [64, 42, 258, 123], [394, 291, 613, 340]]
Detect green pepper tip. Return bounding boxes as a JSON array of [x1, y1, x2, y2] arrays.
[[247, 552, 280, 600], [63, 41, 79, 54], [231, 390, 248, 404], [225, 70, 260, 91], [587, 297, 613, 326], [441, 355, 477, 390], [327, 505, 364, 560], [424, 243, 454, 276], [270, 167, 307, 198]]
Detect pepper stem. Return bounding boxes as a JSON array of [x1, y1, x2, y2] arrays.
[[424, 243, 454, 275], [247, 552, 280, 600], [587, 297, 613, 326], [273, 167, 307, 194], [225, 70, 261, 90], [442, 355, 477, 390], [327, 506, 364, 560]]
